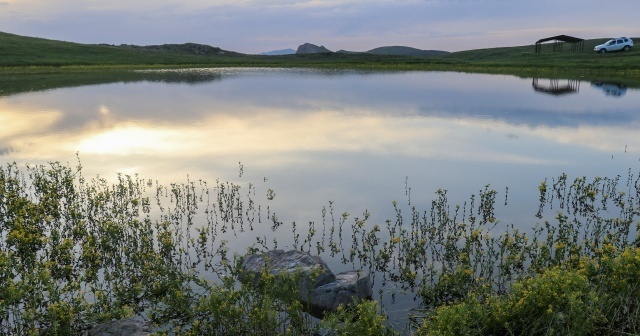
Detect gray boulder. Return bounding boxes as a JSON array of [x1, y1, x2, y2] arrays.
[[242, 249, 336, 301], [241, 250, 373, 315], [310, 270, 373, 312], [241, 249, 287, 282], [87, 317, 149, 336]]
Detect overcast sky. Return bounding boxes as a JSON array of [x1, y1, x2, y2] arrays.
[[1, 0, 638, 54]]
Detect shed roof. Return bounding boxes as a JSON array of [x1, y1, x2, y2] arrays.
[[535, 35, 584, 44]]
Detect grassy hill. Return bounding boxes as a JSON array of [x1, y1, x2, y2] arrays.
[[366, 46, 449, 56], [444, 38, 638, 61], [438, 37, 640, 84], [2, 31, 640, 83], [336, 46, 449, 56], [0, 31, 456, 69], [0, 31, 247, 66], [443, 37, 640, 72]]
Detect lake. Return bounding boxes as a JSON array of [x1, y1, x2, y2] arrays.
[[1, 68, 639, 330]]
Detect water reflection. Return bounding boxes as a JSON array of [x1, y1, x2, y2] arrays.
[[2, 70, 639, 165], [2, 69, 639, 331], [2, 69, 639, 227], [591, 81, 627, 97], [532, 78, 580, 96], [0, 68, 223, 98]]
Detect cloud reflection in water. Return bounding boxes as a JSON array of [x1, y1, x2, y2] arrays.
[[1, 69, 639, 230]]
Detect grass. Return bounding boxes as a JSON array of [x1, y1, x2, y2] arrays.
[[2, 31, 640, 84], [0, 31, 241, 67], [418, 246, 640, 335]]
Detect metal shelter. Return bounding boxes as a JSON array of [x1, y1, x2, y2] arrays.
[[535, 35, 584, 53]]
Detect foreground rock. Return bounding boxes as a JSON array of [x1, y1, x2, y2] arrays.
[[87, 317, 150, 336], [242, 249, 335, 295], [310, 270, 373, 312], [241, 250, 373, 316]]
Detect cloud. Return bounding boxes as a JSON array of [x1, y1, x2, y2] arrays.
[[0, 2, 10, 5], [1, 0, 637, 53]]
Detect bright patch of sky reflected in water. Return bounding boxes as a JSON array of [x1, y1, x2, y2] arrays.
[[3, 69, 640, 225], [3, 69, 640, 235]]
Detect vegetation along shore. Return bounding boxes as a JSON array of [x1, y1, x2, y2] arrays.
[[2, 31, 640, 85]]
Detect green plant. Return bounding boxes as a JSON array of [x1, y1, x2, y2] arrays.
[[1, 157, 639, 335], [418, 246, 640, 336], [321, 300, 398, 336]]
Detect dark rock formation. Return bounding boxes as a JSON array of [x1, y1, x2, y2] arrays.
[[241, 250, 373, 315], [296, 43, 332, 54], [242, 249, 335, 302], [310, 270, 373, 312]]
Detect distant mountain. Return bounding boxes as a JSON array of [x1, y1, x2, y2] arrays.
[[336, 50, 362, 54], [296, 43, 332, 54], [336, 46, 449, 56], [365, 46, 449, 56], [260, 48, 296, 56]]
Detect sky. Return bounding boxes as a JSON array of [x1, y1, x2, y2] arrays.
[[0, 0, 638, 54]]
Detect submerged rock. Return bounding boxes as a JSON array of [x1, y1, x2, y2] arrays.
[[242, 249, 336, 300], [87, 317, 150, 336], [310, 270, 373, 312], [241, 249, 373, 315]]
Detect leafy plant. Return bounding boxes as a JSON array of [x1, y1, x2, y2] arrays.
[[1, 158, 639, 335]]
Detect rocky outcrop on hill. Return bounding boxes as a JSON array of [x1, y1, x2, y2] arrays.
[[241, 249, 373, 316], [296, 43, 332, 54], [119, 43, 232, 55]]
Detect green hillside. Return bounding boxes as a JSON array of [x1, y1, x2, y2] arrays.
[[2, 31, 640, 83], [0, 31, 452, 69], [366, 46, 449, 56], [0, 31, 246, 66], [444, 37, 640, 68]]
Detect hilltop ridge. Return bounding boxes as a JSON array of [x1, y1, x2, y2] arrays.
[[365, 46, 449, 56], [292, 43, 448, 56], [0, 31, 240, 66], [2, 31, 640, 79], [118, 43, 236, 55]]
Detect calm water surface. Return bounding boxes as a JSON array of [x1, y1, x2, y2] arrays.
[[2, 68, 639, 327]]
